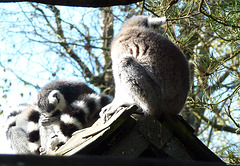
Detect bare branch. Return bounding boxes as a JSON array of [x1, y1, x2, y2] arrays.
[[225, 97, 240, 129], [192, 110, 239, 134], [30, 4, 95, 80], [0, 62, 40, 90], [211, 84, 240, 105]]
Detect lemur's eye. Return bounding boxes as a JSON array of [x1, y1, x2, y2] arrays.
[[53, 93, 60, 103]]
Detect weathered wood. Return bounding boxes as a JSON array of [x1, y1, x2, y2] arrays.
[[39, 104, 224, 163], [55, 105, 138, 155], [0, 0, 143, 7], [161, 114, 223, 162], [137, 116, 172, 149], [162, 137, 193, 160], [0, 154, 226, 166], [103, 120, 149, 157]]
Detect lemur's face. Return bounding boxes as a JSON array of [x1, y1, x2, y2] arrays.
[[38, 90, 67, 116]]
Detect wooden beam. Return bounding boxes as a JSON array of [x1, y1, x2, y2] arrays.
[[0, 0, 143, 7], [0, 154, 226, 166]]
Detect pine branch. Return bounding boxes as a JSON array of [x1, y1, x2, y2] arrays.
[[199, 0, 240, 28]]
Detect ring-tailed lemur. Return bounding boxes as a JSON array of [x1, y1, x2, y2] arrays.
[[6, 80, 112, 155], [37, 80, 113, 154], [6, 103, 41, 154], [100, 16, 190, 121], [37, 80, 96, 117]]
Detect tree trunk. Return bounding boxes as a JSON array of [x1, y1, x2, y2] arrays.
[[100, 7, 114, 94]]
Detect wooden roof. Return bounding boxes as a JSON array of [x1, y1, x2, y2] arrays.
[[51, 105, 224, 163]]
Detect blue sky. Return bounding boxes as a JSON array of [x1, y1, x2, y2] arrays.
[[0, 2, 123, 153], [0, 2, 95, 153]]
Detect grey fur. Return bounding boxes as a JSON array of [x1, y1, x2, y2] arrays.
[[6, 80, 112, 155], [100, 16, 190, 121], [37, 80, 113, 154], [6, 103, 41, 154], [37, 80, 96, 116]]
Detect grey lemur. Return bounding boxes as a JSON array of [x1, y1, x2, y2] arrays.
[[37, 80, 113, 154], [100, 16, 190, 121], [6, 80, 112, 154]]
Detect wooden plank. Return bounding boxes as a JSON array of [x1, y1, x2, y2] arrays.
[[162, 137, 193, 160], [103, 121, 149, 157], [0, 154, 226, 166], [137, 115, 172, 149], [162, 114, 224, 162], [55, 105, 138, 156]]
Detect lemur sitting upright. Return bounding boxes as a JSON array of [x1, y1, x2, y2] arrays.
[[100, 16, 189, 121], [6, 80, 112, 155]]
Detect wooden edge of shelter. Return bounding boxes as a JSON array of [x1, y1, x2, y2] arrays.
[[48, 105, 225, 164]]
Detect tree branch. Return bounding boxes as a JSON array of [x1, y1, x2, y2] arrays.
[[32, 4, 95, 80], [192, 110, 239, 134], [199, 0, 240, 28], [225, 96, 240, 129], [0, 62, 40, 89]]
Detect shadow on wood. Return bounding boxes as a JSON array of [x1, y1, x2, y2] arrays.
[[53, 105, 224, 164], [0, 154, 226, 166]]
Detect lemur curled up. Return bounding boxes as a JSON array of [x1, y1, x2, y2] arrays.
[[6, 80, 112, 154], [6, 103, 41, 154], [38, 80, 112, 154]]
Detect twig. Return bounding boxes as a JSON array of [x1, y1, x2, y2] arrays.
[[0, 62, 40, 90], [192, 110, 239, 134], [225, 96, 240, 129], [165, 0, 178, 13], [211, 83, 240, 105]]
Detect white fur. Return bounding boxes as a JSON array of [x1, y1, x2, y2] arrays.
[[48, 90, 61, 104], [48, 90, 67, 112], [71, 100, 89, 115], [60, 114, 83, 129], [27, 121, 39, 133], [28, 141, 40, 153], [148, 16, 166, 26], [88, 93, 102, 110], [6, 116, 16, 129]]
